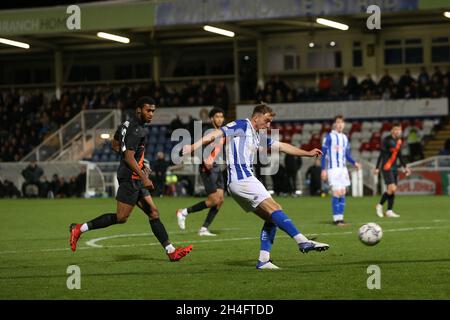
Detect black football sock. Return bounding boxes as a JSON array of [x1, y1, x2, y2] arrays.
[[379, 192, 389, 205], [187, 201, 208, 214], [387, 194, 395, 211], [149, 218, 170, 248], [86, 213, 117, 230], [202, 206, 219, 228]]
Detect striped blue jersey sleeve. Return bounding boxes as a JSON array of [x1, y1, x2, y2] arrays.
[[345, 140, 356, 165], [221, 119, 248, 138], [321, 133, 331, 170]]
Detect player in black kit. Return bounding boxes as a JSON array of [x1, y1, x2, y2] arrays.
[[374, 123, 411, 218], [69, 97, 192, 261], [176, 107, 226, 236]]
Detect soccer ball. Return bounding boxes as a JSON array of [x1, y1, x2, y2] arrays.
[[358, 223, 383, 246]]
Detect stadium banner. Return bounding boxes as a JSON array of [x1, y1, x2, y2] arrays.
[[397, 171, 450, 195], [151, 106, 213, 125], [0, 2, 155, 36], [156, 0, 418, 26], [236, 98, 448, 121]]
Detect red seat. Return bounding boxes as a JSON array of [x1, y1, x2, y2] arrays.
[[381, 122, 392, 132], [370, 132, 381, 145], [370, 141, 380, 151], [301, 143, 310, 150], [349, 122, 362, 136], [293, 123, 302, 133], [360, 142, 371, 151], [414, 119, 423, 129], [321, 123, 332, 134], [283, 133, 292, 143], [401, 120, 410, 130]]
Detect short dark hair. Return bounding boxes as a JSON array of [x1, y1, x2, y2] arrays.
[[392, 122, 401, 128], [135, 96, 156, 109], [334, 115, 344, 122], [252, 103, 275, 117], [209, 107, 225, 118]]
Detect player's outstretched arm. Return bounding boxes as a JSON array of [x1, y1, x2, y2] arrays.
[[274, 141, 323, 157], [183, 129, 224, 155]]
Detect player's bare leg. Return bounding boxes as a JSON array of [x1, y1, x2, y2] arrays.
[[138, 196, 192, 261], [69, 201, 133, 252]]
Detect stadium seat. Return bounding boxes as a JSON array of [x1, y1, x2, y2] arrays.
[[312, 122, 322, 132], [293, 123, 302, 133], [381, 131, 391, 139], [362, 121, 373, 131], [401, 120, 411, 130], [100, 153, 109, 162], [291, 133, 302, 145], [360, 142, 371, 151], [372, 121, 382, 131], [361, 130, 372, 141], [381, 122, 393, 132], [352, 141, 362, 151], [322, 122, 332, 134], [350, 131, 362, 141], [302, 123, 313, 133], [361, 151, 372, 160]]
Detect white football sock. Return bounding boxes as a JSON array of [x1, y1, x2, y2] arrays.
[[181, 208, 188, 217], [294, 233, 309, 244], [259, 250, 270, 262], [165, 244, 175, 254], [80, 223, 89, 233]]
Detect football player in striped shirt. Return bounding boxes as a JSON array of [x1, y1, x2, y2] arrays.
[[184, 103, 329, 270], [321, 115, 361, 226]]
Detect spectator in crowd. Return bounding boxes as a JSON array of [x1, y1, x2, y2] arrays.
[[438, 138, 450, 167], [360, 74, 376, 95], [431, 66, 444, 84], [0, 179, 21, 198], [404, 124, 424, 162], [39, 176, 52, 198], [439, 138, 450, 156], [1, 80, 229, 162], [378, 69, 394, 92], [318, 74, 331, 97], [75, 167, 87, 197], [398, 69, 415, 94], [305, 159, 323, 196], [21, 161, 43, 197], [152, 151, 170, 197], [346, 73, 359, 99], [418, 67, 429, 84]]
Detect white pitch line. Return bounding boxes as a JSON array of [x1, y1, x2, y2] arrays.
[[1, 225, 450, 255]]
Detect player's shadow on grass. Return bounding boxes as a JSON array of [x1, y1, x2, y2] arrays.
[[112, 254, 160, 262], [222, 259, 332, 272]]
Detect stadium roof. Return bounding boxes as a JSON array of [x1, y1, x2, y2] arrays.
[[0, 0, 449, 55]]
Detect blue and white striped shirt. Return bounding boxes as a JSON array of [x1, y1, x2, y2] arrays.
[[221, 118, 274, 184], [321, 130, 356, 170]]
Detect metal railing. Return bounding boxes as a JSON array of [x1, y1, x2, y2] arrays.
[[21, 109, 121, 162]]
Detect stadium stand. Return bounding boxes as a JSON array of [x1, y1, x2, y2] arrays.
[[255, 67, 450, 103]]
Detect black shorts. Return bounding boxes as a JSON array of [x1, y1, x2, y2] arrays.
[[382, 169, 398, 185], [200, 168, 225, 195], [116, 179, 151, 206]]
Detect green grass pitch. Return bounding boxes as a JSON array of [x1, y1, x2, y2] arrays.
[[1, 195, 449, 299]]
